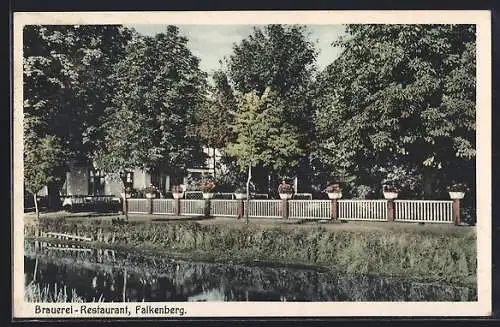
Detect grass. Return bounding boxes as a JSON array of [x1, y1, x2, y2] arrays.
[[24, 214, 477, 287], [25, 281, 103, 303]]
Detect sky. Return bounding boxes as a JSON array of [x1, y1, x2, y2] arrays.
[[127, 24, 345, 74]]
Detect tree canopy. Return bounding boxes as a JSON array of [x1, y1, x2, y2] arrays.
[[94, 26, 208, 177], [313, 24, 476, 197], [189, 70, 237, 150], [226, 88, 303, 174], [23, 25, 132, 206], [224, 24, 318, 189]]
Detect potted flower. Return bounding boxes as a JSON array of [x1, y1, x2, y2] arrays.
[[277, 181, 294, 200], [324, 183, 342, 199], [201, 179, 216, 199], [145, 184, 157, 199], [447, 183, 467, 199], [171, 185, 184, 199], [120, 186, 133, 199], [234, 186, 247, 200], [382, 184, 400, 200]]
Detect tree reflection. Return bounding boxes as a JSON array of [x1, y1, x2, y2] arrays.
[[24, 242, 476, 302]]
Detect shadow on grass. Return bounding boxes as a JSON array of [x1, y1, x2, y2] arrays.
[[151, 216, 215, 222]]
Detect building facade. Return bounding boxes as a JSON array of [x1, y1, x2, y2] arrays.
[[59, 146, 223, 197]]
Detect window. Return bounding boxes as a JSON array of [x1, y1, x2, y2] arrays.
[[89, 169, 105, 195], [125, 171, 134, 189], [150, 172, 165, 195]]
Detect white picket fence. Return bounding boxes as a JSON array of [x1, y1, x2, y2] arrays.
[[181, 199, 206, 216], [125, 198, 456, 224], [210, 199, 239, 217], [394, 200, 453, 223], [247, 200, 282, 218], [127, 199, 149, 213], [338, 200, 388, 221], [152, 199, 176, 215], [288, 200, 331, 219]]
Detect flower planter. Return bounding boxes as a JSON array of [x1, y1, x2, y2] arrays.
[[234, 193, 247, 200], [203, 192, 215, 199], [383, 191, 399, 200], [172, 192, 183, 199], [279, 193, 293, 200], [327, 192, 342, 200], [448, 191, 465, 200], [145, 193, 156, 199], [120, 193, 131, 199]]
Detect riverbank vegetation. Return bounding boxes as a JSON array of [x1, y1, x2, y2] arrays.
[[25, 217, 477, 286], [25, 281, 101, 303]]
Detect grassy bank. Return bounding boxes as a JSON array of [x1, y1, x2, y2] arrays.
[[25, 217, 477, 286]]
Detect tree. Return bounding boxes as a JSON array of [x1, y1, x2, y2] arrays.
[[313, 24, 476, 198], [94, 26, 208, 189], [24, 135, 66, 218], [227, 88, 303, 221], [224, 25, 318, 191], [23, 25, 132, 208], [189, 70, 238, 178]]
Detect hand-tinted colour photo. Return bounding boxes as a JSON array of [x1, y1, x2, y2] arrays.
[[22, 22, 477, 304]]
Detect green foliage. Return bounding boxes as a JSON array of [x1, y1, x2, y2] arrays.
[[313, 24, 476, 196], [189, 71, 237, 149], [30, 218, 477, 285], [24, 135, 67, 195], [23, 25, 132, 161], [226, 88, 303, 173], [94, 26, 208, 175], [23, 25, 132, 199], [225, 25, 318, 179]]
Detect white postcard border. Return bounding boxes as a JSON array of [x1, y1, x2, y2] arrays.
[[12, 10, 492, 318]]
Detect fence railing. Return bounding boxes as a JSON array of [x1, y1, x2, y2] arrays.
[[181, 199, 206, 216], [152, 199, 176, 215], [338, 200, 388, 221], [210, 199, 239, 217], [125, 198, 457, 224], [248, 200, 281, 218], [127, 199, 149, 214], [289, 200, 331, 219], [394, 200, 453, 223]]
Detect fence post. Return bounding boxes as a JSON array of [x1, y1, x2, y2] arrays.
[[453, 199, 461, 226], [387, 200, 395, 222], [204, 199, 211, 218], [122, 198, 127, 215], [330, 199, 338, 220], [280, 199, 289, 219], [175, 198, 181, 216], [147, 198, 153, 214], [237, 200, 244, 219]]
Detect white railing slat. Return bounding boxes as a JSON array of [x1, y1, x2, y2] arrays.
[[394, 200, 453, 223]]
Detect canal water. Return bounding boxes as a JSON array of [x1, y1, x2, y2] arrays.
[[24, 242, 476, 302]]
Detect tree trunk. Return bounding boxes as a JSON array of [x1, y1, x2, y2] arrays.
[[423, 168, 435, 199], [124, 189, 129, 221], [120, 177, 129, 221], [213, 147, 217, 178], [245, 165, 252, 225], [33, 193, 39, 219], [32, 258, 38, 283], [122, 267, 127, 302]]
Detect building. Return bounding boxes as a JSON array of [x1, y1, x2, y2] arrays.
[[59, 146, 223, 197]]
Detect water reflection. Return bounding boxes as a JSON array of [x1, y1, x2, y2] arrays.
[[24, 242, 476, 302]]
